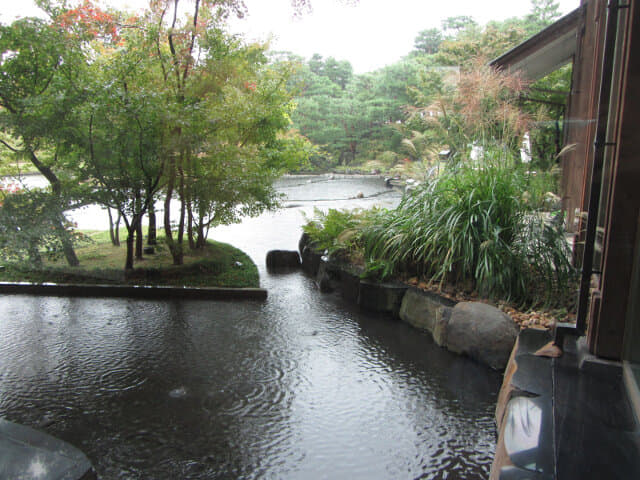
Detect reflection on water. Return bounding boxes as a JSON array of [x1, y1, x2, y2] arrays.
[[0, 175, 501, 479]]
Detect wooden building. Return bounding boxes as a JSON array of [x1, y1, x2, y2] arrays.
[[490, 1, 640, 478]]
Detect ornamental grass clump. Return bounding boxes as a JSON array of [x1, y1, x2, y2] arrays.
[[362, 152, 576, 308]]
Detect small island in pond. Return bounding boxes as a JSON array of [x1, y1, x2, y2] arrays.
[[0, 230, 259, 289]]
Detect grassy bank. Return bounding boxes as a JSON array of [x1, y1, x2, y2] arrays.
[[0, 230, 259, 288]]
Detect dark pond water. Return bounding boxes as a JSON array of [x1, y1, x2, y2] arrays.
[[0, 175, 502, 479]]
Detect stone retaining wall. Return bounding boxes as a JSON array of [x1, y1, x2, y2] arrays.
[[295, 236, 519, 371]]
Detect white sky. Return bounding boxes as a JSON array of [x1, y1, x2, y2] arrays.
[[1, 0, 580, 73]]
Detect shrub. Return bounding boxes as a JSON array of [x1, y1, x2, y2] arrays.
[[302, 207, 381, 262], [362, 150, 576, 308], [377, 151, 399, 168]]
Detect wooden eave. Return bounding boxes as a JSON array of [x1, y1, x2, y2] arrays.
[[490, 6, 584, 80]]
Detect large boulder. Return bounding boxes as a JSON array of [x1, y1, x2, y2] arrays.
[[265, 250, 301, 272], [298, 233, 323, 276], [399, 288, 456, 334], [445, 302, 519, 370]]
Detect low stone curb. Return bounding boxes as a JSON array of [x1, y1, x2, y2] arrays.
[[0, 282, 268, 301]]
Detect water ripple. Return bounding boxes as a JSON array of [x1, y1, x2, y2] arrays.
[[0, 176, 502, 480]]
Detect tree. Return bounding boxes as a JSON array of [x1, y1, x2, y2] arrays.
[[0, 188, 85, 266], [413, 28, 443, 55], [141, 0, 299, 263], [290, 55, 420, 166], [76, 41, 166, 271], [308, 53, 324, 75], [441, 16, 478, 37], [525, 0, 561, 34], [323, 57, 353, 90], [0, 16, 87, 266]]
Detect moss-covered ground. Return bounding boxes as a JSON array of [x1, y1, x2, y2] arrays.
[[0, 230, 259, 288]]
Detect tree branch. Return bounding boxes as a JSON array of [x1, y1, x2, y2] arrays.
[[0, 139, 20, 153]]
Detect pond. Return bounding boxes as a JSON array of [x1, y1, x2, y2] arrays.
[[0, 175, 502, 479]]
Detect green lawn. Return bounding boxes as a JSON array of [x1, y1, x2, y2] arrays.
[[0, 231, 259, 288]]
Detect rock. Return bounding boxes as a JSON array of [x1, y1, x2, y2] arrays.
[[316, 261, 334, 292], [0, 419, 95, 480], [169, 386, 187, 398], [432, 307, 452, 347], [298, 233, 324, 276], [300, 246, 323, 276], [299, 232, 312, 255], [336, 264, 362, 303], [266, 250, 301, 272], [399, 288, 457, 334], [544, 191, 562, 210], [358, 281, 408, 317], [445, 302, 519, 370]]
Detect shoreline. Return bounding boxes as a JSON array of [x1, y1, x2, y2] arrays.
[[0, 282, 267, 301]]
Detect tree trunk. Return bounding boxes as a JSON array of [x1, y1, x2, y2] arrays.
[[125, 228, 135, 271], [108, 208, 115, 244], [134, 192, 144, 260], [55, 213, 80, 267], [29, 149, 80, 266], [196, 219, 206, 249], [187, 203, 195, 250], [148, 202, 157, 245], [108, 208, 121, 246], [115, 211, 121, 246], [135, 220, 144, 259], [175, 156, 186, 263], [60, 231, 80, 266], [164, 157, 183, 265]]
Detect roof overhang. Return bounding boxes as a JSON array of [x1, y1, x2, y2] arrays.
[[490, 6, 584, 80]]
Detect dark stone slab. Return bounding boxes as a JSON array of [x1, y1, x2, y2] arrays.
[[498, 465, 553, 480], [554, 336, 640, 479], [0, 282, 267, 301], [513, 329, 554, 358], [337, 266, 361, 303], [357, 281, 408, 317], [504, 395, 554, 476], [0, 418, 95, 479], [510, 355, 553, 397]]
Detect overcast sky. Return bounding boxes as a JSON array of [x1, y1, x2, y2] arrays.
[[1, 0, 580, 73]]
